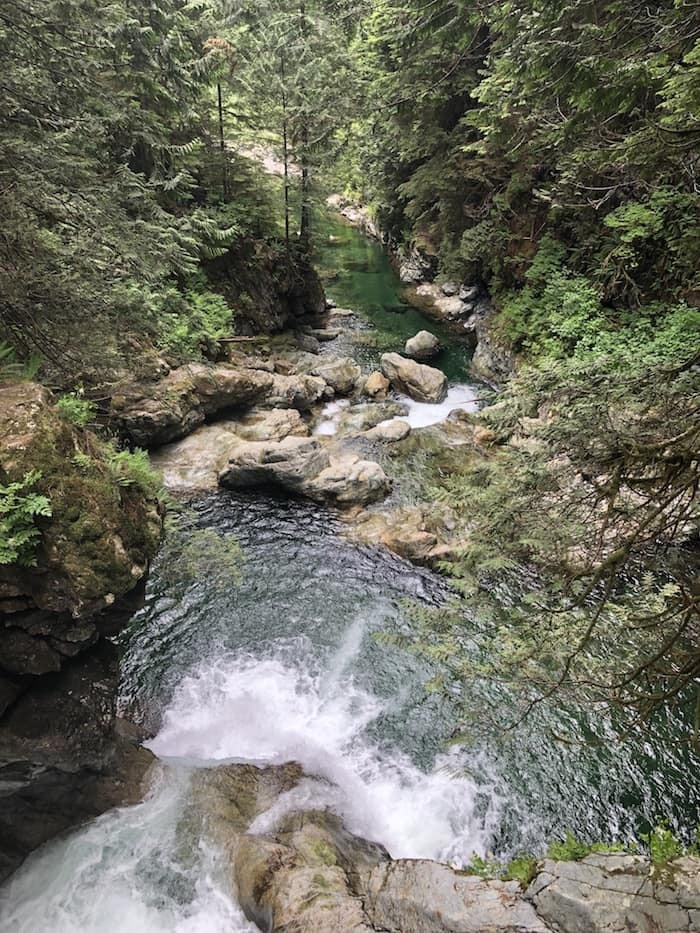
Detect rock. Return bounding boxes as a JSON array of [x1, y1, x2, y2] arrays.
[[364, 420, 411, 443], [380, 353, 448, 403], [337, 401, 409, 435], [474, 426, 498, 447], [527, 854, 700, 933], [0, 382, 162, 877], [441, 282, 459, 297], [235, 408, 310, 443], [311, 454, 392, 505], [151, 411, 310, 492], [459, 284, 479, 302], [295, 332, 321, 354], [471, 307, 517, 385], [399, 247, 434, 285], [405, 330, 440, 361], [218, 436, 391, 507], [205, 241, 326, 333], [363, 860, 550, 933], [381, 529, 438, 562], [309, 328, 342, 342], [364, 371, 390, 399], [0, 643, 156, 881], [308, 357, 362, 396], [111, 364, 274, 448], [219, 436, 331, 493], [264, 372, 329, 410]]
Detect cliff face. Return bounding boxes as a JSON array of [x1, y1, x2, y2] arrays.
[[0, 382, 162, 879], [205, 240, 326, 335]]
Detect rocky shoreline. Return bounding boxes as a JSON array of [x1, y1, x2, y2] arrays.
[[191, 759, 700, 933]]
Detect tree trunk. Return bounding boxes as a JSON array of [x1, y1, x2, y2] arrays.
[[218, 82, 229, 201]]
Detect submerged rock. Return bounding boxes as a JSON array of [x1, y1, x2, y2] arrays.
[[405, 330, 440, 361], [337, 401, 409, 435], [381, 353, 448, 403]]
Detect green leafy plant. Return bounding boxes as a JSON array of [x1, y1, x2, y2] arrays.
[[0, 471, 52, 566], [105, 449, 163, 499], [642, 823, 685, 867], [547, 832, 625, 862], [56, 388, 96, 427], [0, 343, 41, 382]]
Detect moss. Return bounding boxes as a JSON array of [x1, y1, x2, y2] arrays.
[[306, 839, 338, 867], [4, 392, 163, 610]]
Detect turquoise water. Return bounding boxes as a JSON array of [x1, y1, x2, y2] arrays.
[[314, 214, 474, 383]]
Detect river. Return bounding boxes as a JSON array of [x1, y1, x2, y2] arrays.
[[2, 216, 698, 931]]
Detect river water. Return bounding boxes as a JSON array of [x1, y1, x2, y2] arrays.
[[2, 218, 698, 931]]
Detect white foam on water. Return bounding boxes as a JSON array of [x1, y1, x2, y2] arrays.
[[0, 617, 500, 930], [150, 620, 500, 865], [0, 769, 256, 933], [388, 383, 480, 429], [312, 398, 351, 435], [313, 384, 480, 436]]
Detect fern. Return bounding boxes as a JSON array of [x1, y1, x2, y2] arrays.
[[0, 471, 52, 567]]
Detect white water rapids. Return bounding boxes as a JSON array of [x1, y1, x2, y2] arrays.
[[0, 617, 500, 932]]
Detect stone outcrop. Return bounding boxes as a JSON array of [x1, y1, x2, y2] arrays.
[[527, 854, 700, 933], [111, 363, 330, 449], [0, 381, 161, 879], [191, 762, 700, 933], [405, 330, 440, 361], [365, 860, 550, 933], [111, 363, 275, 448], [381, 353, 448, 403], [218, 435, 391, 506], [398, 246, 435, 285], [205, 239, 326, 334], [0, 644, 155, 881]]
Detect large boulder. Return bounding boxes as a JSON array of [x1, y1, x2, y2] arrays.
[[364, 860, 550, 933], [263, 372, 329, 411], [218, 436, 391, 506], [310, 454, 392, 505], [363, 371, 390, 400], [308, 357, 362, 396], [527, 854, 700, 933], [405, 330, 440, 361], [381, 353, 448, 403], [111, 364, 274, 448]]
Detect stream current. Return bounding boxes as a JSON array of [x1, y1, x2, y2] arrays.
[[2, 216, 698, 931]]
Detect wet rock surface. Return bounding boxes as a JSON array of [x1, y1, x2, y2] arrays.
[[381, 353, 448, 403], [0, 642, 155, 881], [0, 382, 162, 879], [192, 761, 700, 933]]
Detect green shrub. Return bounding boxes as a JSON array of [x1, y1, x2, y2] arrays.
[[642, 823, 685, 866], [0, 342, 41, 382], [0, 470, 52, 566], [159, 284, 234, 359], [57, 389, 96, 427], [105, 448, 163, 499], [546, 832, 625, 862]]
